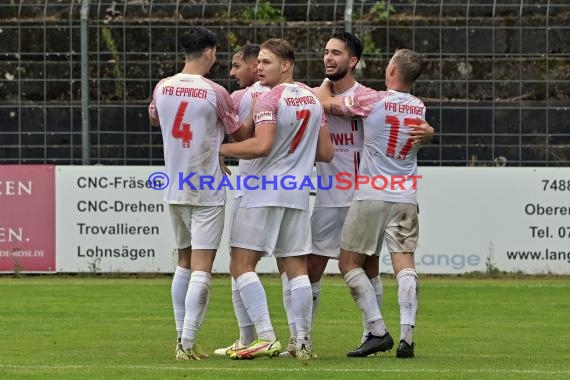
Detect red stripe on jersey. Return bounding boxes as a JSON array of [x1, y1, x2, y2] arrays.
[[353, 151, 360, 176], [398, 117, 420, 159], [351, 119, 358, 132], [398, 139, 414, 160], [385, 115, 400, 158], [289, 109, 310, 153]]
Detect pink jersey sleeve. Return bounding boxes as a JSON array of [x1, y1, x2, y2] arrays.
[[230, 88, 247, 108], [253, 86, 285, 126], [206, 79, 241, 134], [337, 87, 391, 117], [148, 77, 169, 119]]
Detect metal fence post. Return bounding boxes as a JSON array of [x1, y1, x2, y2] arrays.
[[344, 0, 353, 33], [81, 0, 90, 165]]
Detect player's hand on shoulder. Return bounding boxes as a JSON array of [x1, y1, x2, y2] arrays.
[[316, 79, 333, 100], [410, 119, 434, 145]]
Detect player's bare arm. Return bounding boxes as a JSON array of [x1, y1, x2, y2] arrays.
[[315, 124, 334, 162], [149, 114, 160, 126], [220, 123, 276, 159], [230, 114, 255, 142]]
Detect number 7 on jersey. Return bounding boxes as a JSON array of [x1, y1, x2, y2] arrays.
[[289, 109, 311, 153]]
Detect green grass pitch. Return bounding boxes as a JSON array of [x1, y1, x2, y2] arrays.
[[0, 275, 568, 379]]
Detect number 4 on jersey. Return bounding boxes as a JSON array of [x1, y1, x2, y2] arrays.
[[172, 101, 192, 148], [385, 116, 419, 160]]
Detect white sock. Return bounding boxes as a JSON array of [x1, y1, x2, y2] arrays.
[[311, 280, 321, 324], [281, 272, 297, 338], [344, 268, 387, 337], [237, 272, 276, 341], [290, 275, 313, 348], [181, 271, 211, 350], [397, 268, 418, 345], [171, 266, 191, 340], [231, 277, 256, 345], [371, 275, 384, 313], [362, 275, 383, 339]]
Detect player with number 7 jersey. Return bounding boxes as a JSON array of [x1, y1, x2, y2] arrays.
[[240, 82, 327, 210], [219, 39, 333, 361]]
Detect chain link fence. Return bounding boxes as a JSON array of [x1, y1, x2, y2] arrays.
[[1, 0, 568, 166]]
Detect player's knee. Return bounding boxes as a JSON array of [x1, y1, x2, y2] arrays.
[[307, 256, 326, 283], [177, 247, 192, 268], [364, 265, 379, 279], [338, 251, 360, 276], [338, 259, 353, 276], [230, 260, 256, 278]]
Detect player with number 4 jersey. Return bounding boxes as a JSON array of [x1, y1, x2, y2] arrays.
[[150, 69, 245, 206], [148, 27, 252, 362]]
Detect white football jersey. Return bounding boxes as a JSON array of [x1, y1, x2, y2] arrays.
[[149, 73, 241, 205], [338, 89, 426, 204], [231, 82, 270, 198], [315, 82, 365, 207], [242, 82, 327, 211]]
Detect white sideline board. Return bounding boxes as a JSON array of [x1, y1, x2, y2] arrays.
[[55, 166, 570, 274]]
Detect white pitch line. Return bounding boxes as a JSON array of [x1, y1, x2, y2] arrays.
[[1, 364, 569, 375]]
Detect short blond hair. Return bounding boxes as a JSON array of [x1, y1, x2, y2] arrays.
[[260, 39, 295, 63], [393, 49, 425, 83]]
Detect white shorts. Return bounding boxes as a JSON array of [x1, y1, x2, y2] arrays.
[[232, 196, 242, 224], [310, 207, 349, 259], [230, 206, 311, 257], [341, 200, 419, 256], [168, 204, 225, 250]]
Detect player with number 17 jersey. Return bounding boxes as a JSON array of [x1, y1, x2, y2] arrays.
[[243, 83, 327, 211], [149, 74, 241, 205], [338, 89, 426, 204]]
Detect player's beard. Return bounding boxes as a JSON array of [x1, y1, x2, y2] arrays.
[[325, 66, 349, 82]]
